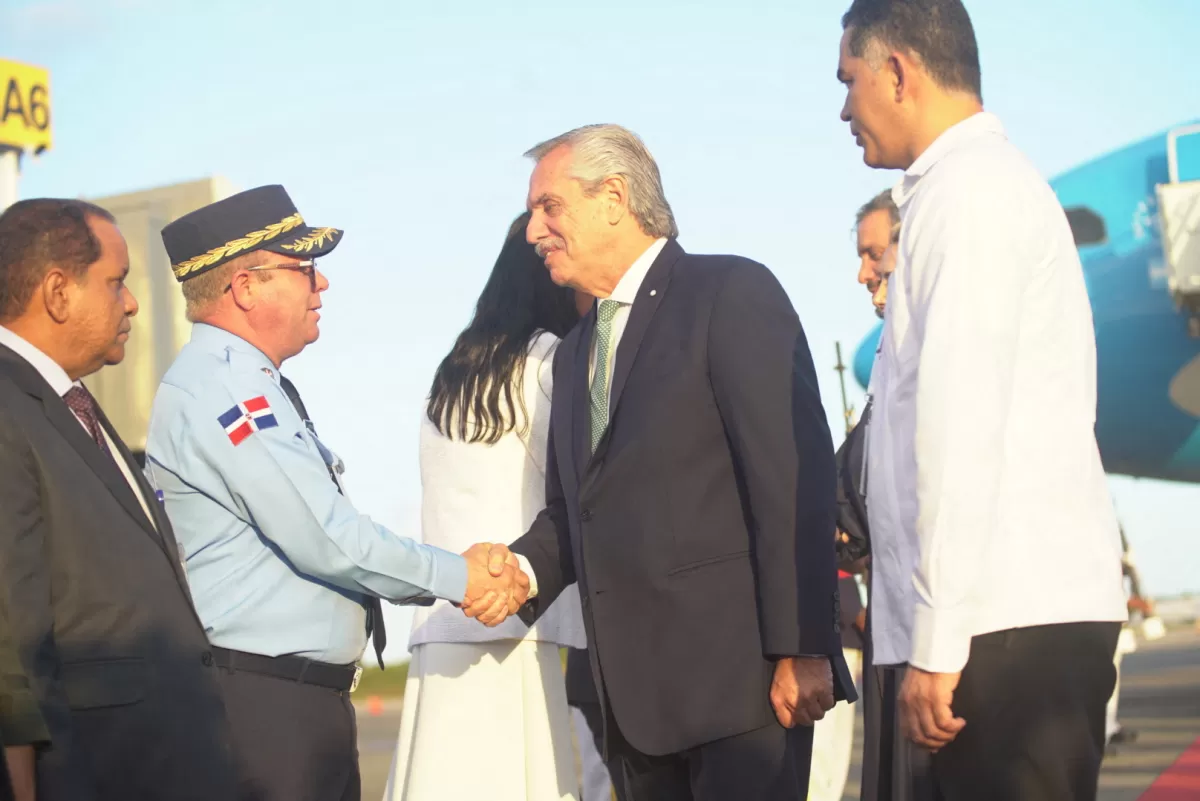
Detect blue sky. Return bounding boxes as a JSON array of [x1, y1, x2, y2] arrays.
[[4, 0, 1198, 661]]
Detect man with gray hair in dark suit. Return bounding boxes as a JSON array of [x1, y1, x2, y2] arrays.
[[490, 122, 855, 801]]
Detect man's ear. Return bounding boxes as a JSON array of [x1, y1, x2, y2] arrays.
[[227, 270, 259, 311], [889, 51, 915, 103], [602, 175, 630, 227], [42, 267, 73, 324]]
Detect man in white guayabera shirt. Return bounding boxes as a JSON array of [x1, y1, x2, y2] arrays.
[[835, 2, 1128, 801]]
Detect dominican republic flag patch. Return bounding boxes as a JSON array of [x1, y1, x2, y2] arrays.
[[218, 396, 278, 446]]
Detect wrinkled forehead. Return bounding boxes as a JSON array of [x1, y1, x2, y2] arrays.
[[837, 27, 856, 70], [838, 26, 882, 75], [91, 216, 131, 267], [526, 161, 553, 206], [526, 146, 577, 208], [856, 209, 892, 248]]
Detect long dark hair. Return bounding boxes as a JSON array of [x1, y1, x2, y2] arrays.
[[426, 212, 580, 443]]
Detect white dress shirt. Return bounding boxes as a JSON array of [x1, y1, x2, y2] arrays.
[[0, 324, 157, 527], [865, 112, 1127, 673], [588, 237, 669, 390], [518, 237, 668, 599]]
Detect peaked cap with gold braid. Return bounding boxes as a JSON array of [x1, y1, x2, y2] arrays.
[[161, 185, 344, 282]]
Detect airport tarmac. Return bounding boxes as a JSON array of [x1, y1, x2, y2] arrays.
[[355, 627, 1200, 800]]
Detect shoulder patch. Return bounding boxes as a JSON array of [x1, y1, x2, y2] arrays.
[[218, 396, 279, 445]]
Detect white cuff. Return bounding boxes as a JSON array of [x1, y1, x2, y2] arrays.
[[515, 554, 539, 599], [910, 603, 972, 674]]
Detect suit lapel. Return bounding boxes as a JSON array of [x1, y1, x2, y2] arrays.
[[47, 392, 166, 546], [571, 309, 595, 482], [97, 407, 173, 555], [94, 395, 206, 624], [0, 347, 164, 550], [604, 239, 683, 436]]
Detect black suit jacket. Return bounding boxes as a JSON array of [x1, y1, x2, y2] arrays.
[[834, 403, 871, 568], [564, 647, 598, 707], [0, 345, 237, 801], [837, 576, 865, 651], [511, 240, 855, 756]]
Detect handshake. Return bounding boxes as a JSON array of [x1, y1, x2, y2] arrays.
[[455, 543, 531, 626]]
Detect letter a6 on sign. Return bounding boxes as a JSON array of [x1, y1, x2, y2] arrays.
[[0, 59, 52, 153]]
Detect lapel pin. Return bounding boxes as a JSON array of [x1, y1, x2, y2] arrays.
[[649, 289, 657, 297]]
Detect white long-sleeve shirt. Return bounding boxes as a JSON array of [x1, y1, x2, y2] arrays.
[[865, 112, 1128, 673]]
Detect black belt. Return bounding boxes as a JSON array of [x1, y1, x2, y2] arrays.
[[210, 647, 361, 693]]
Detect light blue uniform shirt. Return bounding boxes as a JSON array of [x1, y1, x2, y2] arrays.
[[145, 323, 467, 664]]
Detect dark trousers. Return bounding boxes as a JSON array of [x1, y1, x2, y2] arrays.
[[602, 707, 814, 801], [575, 701, 630, 801], [860, 664, 935, 801], [0, 746, 13, 801], [931, 622, 1119, 801], [216, 666, 360, 801]]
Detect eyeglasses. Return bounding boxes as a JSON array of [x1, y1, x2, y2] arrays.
[[224, 260, 318, 293]]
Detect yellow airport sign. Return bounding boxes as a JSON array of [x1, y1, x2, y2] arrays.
[[0, 59, 52, 153]]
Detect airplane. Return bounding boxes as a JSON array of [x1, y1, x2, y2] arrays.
[[851, 120, 1200, 485]]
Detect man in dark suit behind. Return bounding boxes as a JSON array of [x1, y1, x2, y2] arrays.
[[468, 124, 855, 801], [0, 199, 237, 800]]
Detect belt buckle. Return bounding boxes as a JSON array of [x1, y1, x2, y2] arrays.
[[350, 665, 363, 693]]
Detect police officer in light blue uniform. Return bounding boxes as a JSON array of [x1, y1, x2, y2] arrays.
[[146, 185, 527, 801]]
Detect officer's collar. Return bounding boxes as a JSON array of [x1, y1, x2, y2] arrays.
[[190, 323, 279, 380]]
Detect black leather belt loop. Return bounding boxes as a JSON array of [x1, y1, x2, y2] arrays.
[[210, 647, 360, 692]]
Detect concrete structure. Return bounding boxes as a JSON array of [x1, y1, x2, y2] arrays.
[[83, 176, 236, 458]]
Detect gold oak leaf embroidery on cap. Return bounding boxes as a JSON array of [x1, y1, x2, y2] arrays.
[[172, 213, 305, 278], [280, 227, 339, 253]]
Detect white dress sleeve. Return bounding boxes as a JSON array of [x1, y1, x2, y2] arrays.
[[407, 330, 587, 651], [521, 331, 558, 478], [519, 331, 587, 650]]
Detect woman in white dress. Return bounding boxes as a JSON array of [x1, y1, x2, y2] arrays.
[[383, 212, 587, 801]]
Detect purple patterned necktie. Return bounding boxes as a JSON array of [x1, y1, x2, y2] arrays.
[[63, 385, 111, 455]]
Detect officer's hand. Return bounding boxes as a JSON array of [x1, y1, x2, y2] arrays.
[[459, 543, 529, 626]]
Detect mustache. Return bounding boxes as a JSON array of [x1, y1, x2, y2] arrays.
[[534, 238, 566, 259]]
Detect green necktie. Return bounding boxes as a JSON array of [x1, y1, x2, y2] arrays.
[[589, 299, 621, 454]]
